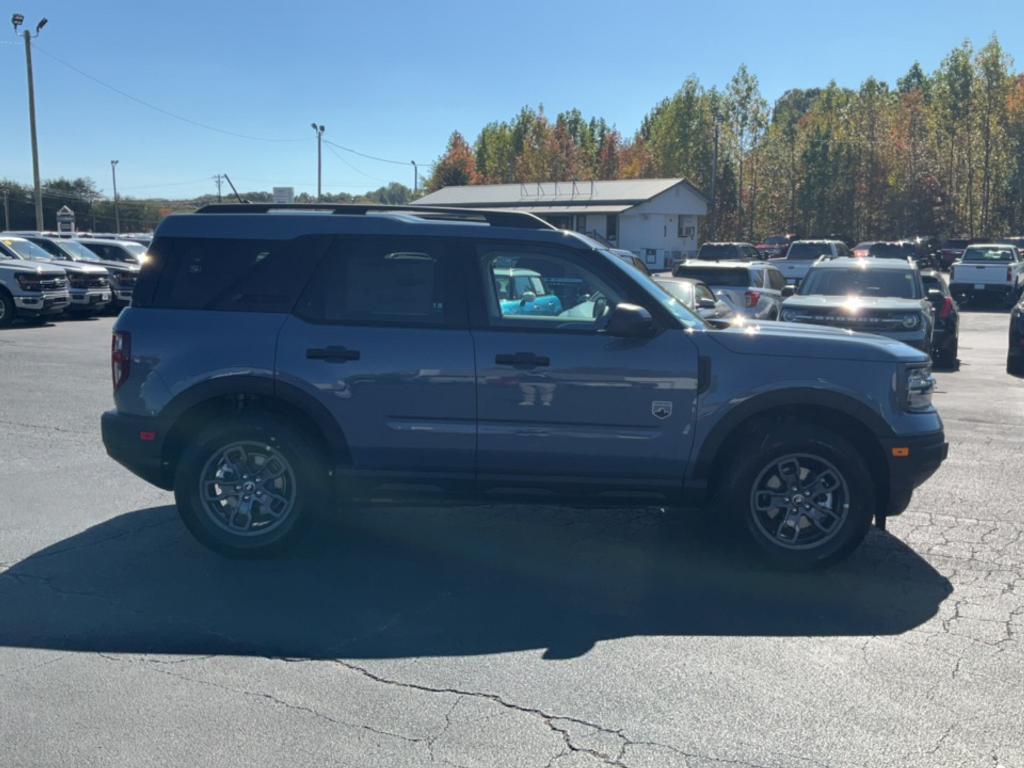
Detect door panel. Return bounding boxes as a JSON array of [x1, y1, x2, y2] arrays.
[[275, 235, 475, 478]]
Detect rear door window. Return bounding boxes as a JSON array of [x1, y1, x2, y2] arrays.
[[766, 269, 786, 290], [295, 236, 467, 327]]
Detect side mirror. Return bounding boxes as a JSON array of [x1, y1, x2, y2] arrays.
[[927, 288, 944, 301], [781, 285, 796, 298], [604, 303, 655, 338], [697, 297, 717, 310], [520, 290, 536, 304]]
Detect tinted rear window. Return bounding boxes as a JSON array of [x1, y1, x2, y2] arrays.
[[869, 243, 916, 259], [696, 244, 739, 260], [137, 236, 327, 311], [672, 266, 750, 287], [962, 247, 1014, 262], [786, 243, 833, 260]]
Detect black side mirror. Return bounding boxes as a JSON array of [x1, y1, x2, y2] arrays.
[[927, 288, 944, 301], [604, 303, 655, 338], [781, 285, 796, 298]]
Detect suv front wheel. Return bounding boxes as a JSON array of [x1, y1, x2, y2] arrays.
[[174, 415, 326, 557], [720, 422, 875, 569]]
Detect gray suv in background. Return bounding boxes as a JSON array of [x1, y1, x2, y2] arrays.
[[672, 261, 787, 320], [781, 258, 934, 354], [101, 204, 947, 570]]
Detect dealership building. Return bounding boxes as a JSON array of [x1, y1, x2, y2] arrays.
[[415, 178, 708, 271]]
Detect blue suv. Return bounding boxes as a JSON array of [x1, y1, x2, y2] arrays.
[[101, 205, 948, 569]]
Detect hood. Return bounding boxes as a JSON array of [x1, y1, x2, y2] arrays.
[[783, 295, 925, 312], [89, 259, 139, 274], [706, 320, 928, 363], [54, 262, 108, 276], [0, 259, 67, 277]]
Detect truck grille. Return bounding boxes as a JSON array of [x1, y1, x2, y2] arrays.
[[114, 272, 137, 288], [28, 275, 69, 292], [790, 310, 908, 331], [68, 274, 109, 289]]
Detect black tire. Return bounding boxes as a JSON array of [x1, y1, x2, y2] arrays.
[[718, 421, 875, 570], [0, 290, 15, 328], [174, 414, 328, 557], [935, 336, 958, 369]]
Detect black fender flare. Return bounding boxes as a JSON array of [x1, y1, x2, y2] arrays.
[[688, 387, 894, 485]]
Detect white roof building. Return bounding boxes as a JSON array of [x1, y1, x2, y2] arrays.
[[416, 178, 708, 270]]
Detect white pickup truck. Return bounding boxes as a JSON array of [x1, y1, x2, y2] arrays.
[[771, 239, 850, 285], [949, 244, 1024, 306]]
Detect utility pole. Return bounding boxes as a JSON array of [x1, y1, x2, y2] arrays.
[[13, 14, 48, 231], [2, 189, 9, 231], [110, 160, 121, 234], [213, 174, 223, 202], [709, 118, 720, 241], [311, 123, 325, 201], [411, 161, 418, 195]]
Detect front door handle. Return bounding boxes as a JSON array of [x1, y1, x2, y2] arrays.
[[307, 346, 361, 363], [495, 352, 550, 368]]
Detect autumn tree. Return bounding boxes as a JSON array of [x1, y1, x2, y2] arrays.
[[425, 131, 480, 191]]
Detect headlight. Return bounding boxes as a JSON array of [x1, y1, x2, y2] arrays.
[[901, 313, 921, 329], [781, 309, 797, 321], [15, 273, 41, 292], [904, 364, 935, 412]]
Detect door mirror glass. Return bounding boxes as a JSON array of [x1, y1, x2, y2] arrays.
[[927, 288, 944, 301], [604, 303, 655, 337], [697, 297, 717, 310], [781, 285, 796, 298], [520, 290, 536, 304]]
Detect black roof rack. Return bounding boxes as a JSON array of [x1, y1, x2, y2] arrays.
[[192, 203, 556, 230]]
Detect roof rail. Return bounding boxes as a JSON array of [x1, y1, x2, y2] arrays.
[[192, 203, 556, 230]]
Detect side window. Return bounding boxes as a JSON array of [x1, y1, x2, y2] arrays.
[[296, 236, 465, 327], [744, 246, 759, 261], [767, 269, 786, 290], [478, 246, 624, 329], [146, 236, 323, 312], [694, 283, 715, 303], [749, 268, 765, 287]]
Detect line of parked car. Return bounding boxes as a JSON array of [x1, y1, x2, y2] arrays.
[[0, 232, 151, 327], [640, 235, 1024, 372]]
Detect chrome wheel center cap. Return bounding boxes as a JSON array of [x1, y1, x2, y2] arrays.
[[242, 481, 256, 493], [792, 494, 805, 505]]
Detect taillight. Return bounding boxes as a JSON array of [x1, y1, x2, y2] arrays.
[[940, 297, 954, 319], [112, 331, 131, 391], [745, 290, 761, 308]]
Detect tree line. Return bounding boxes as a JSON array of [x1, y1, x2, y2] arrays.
[[426, 36, 1024, 242], [0, 178, 414, 233]]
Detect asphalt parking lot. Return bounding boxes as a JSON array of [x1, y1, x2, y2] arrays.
[[1, 312, 1023, 768]]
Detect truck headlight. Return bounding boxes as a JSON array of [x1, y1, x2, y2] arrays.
[[781, 309, 797, 322], [901, 313, 921, 329], [904, 364, 935, 411]]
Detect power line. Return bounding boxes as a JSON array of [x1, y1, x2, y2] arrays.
[[324, 143, 391, 183], [33, 44, 308, 144], [324, 138, 433, 168]]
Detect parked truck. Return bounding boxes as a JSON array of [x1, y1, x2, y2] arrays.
[[949, 244, 1024, 306]]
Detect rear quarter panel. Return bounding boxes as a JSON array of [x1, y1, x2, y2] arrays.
[[112, 308, 286, 417]]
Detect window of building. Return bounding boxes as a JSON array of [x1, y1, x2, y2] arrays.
[[678, 218, 695, 239], [605, 215, 618, 241]]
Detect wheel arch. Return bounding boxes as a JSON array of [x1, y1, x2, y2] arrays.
[[158, 375, 351, 486], [692, 389, 892, 509]]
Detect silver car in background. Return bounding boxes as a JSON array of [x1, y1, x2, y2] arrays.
[[671, 261, 787, 320], [653, 275, 735, 322]]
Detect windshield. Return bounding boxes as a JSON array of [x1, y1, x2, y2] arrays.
[[56, 239, 104, 262], [799, 268, 921, 299], [962, 247, 1014, 262], [869, 243, 916, 259], [0, 238, 56, 262], [121, 242, 147, 257], [785, 243, 832, 260], [673, 265, 749, 287], [697, 244, 739, 260]]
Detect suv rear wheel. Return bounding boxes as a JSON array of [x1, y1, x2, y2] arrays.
[[720, 422, 875, 569], [174, 414, 326, 557], [0, 290, 15, 328]]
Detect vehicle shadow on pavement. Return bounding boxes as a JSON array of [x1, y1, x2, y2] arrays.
[[0, 504, 952, 660]]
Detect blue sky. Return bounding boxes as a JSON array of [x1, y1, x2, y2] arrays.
[[1, 0, 1022, 200]]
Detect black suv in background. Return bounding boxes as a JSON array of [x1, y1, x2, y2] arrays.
[[695, 242, 760, 262], [920, 270, 960, 368]]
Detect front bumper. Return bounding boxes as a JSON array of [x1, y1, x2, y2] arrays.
[[69, 288, 113, 310], [13, 290, 71, 316], [101, 410, 170, 489], [880, 430, 948, 516]]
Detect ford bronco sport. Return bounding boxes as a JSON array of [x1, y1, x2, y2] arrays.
[[101, 204, 947, 569]]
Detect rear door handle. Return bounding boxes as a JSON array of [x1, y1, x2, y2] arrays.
[[306, 346, 361, 362], [495, 352, 550, 368]]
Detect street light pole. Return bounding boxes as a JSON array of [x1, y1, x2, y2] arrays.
[[110, 160, 120, 234], [14, 14, 48, 231], [411, 161, 418, 195], [311, 123, 325, 201]]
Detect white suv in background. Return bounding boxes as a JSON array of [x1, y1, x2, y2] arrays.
[[672, 261, 787, 320]]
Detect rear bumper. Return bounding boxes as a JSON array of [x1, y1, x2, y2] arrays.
[[950, 282, 1013, 299], [881, 430, 948, 516], [101, 410, 170, 489]]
